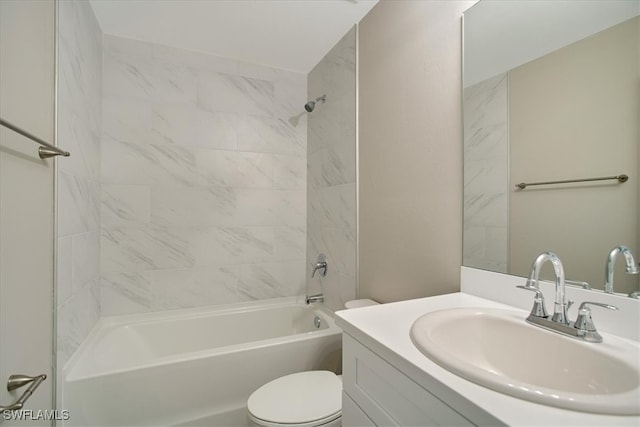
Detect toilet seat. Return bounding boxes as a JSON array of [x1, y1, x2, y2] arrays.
[[247, 371, 342, 426]]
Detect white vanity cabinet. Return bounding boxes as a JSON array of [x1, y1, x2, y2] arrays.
[[336, 287, 640, 427], [341, 334, 479, 426]]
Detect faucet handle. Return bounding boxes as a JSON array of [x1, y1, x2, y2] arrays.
[[573, 301, 618, 343], [311, 254, 328, 278], [516, 285, 549, 318]]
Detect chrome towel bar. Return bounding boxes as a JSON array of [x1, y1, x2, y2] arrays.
[[515, 174, 628, 190], [0, 117, 70, 159]]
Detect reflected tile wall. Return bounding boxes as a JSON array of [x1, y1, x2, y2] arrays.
[[101, 35, 307, 315], [463, 73, 508, 272], [56, 0, 103, 376], [307, 27, 357, 312]]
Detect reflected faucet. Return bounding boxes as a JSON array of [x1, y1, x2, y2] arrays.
[[525, 252, 570, 325], [604, 246, 639, 294]]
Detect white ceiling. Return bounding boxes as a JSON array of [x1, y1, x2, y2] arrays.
[[89, 0, 379, 74]]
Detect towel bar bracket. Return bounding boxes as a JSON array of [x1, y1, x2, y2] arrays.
[[0, 117, 70, 159], [1, 374, 47, 414]]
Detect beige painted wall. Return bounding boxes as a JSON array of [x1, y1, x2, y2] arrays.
[[509, 17, 639, 294], [358, 0, 475, 302], [0, 0, 55, 418]]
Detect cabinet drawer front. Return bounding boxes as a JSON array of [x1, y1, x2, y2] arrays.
[[343, 335, 473, 427]]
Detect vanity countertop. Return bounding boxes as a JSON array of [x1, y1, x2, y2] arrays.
[[335, 291, 640, 426]]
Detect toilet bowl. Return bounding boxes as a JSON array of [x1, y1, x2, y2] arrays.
[[247, 299, 379, 427], [247, 371, 342, 427]]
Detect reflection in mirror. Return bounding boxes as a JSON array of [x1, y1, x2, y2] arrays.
[[462, 1, 639, 295]]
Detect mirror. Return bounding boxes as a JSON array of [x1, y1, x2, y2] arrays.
[[462, 0, 639, 295]]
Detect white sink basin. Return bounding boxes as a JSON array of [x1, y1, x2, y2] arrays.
[[410, 307, 640, 415]]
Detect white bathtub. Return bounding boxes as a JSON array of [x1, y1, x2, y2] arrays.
[[63, 297, 342, 426]]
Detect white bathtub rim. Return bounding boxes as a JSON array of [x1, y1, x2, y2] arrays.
[[64, 297, 339, 382], [106, 295, 312, 327], [65, 296, 304, 371]]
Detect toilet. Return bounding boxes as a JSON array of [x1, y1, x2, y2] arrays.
[[247, 370, 342, 427], [247, 299, 379, 427]]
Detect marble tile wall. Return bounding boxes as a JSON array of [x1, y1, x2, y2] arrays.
[[101, 35, 307, 315], [307, 27, 357, 311], [463, 73, 509, 272], [56, 0, 102, 373]]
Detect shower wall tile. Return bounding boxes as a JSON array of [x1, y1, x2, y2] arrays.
[[57, 113, 101, 181], [102, 225, 196, 273], [462, 73, 508, 273], [197, 70, 276, 117], [307, 27, 357, 312], [274, 154, 307, 189], [150, 185, 237, 227], [152, 43, 238, 74], [274, 226, 307, 261], [58, 171, 100, 236], [151, 62, 197, 107], [192, 226, 274, 266], [235, 189, 306, 227], [318, 270, 356, 316], [72, 231, 101, 294], [103, 52, 154, 101], [101, 35, 307, 315], [238, 262, 306, 300], [56, 0, 102, 370], [57, 236, 73, 309], [57, 279, 100, 365], [150, 104, 197, 145], [148, 266, 240, 310], [274, 71, 308, 119], [102, 185, 151, 228], [101, 271, 152, 315], [195, 149, 275, 188], [195, 110, 238, 150], [307, 226, 356, 278], [308, 184, 356, 232], [103, 34, 153, 61], [103, 97, 150, 144], [237, 115, 305, 157], [102, 139, 197, 186]]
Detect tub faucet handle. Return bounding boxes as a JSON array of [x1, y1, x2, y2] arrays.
[[312, 254, 328, 278]]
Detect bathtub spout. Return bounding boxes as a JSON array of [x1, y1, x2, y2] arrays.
[[305, 293, 324, 304]]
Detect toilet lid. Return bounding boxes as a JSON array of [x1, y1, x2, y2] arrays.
[[248, 371, 342, 425]]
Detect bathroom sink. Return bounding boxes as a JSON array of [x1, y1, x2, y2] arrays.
[[410, 307, 640, 415]]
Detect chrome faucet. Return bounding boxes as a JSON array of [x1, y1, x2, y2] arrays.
[[604, 245, 639, 294], [573, 302, 618, 342], [311, 253, 328, 278], [518, 251, 618, 343], [305, 293, 324, 304], [526, 251, 570, 324]]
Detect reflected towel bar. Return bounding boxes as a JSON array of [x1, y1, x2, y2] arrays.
[[515, 174, 628, 190], [0, 117, 70, 159]]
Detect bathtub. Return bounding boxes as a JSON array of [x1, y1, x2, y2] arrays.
[[63, 297, 342, 426]]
